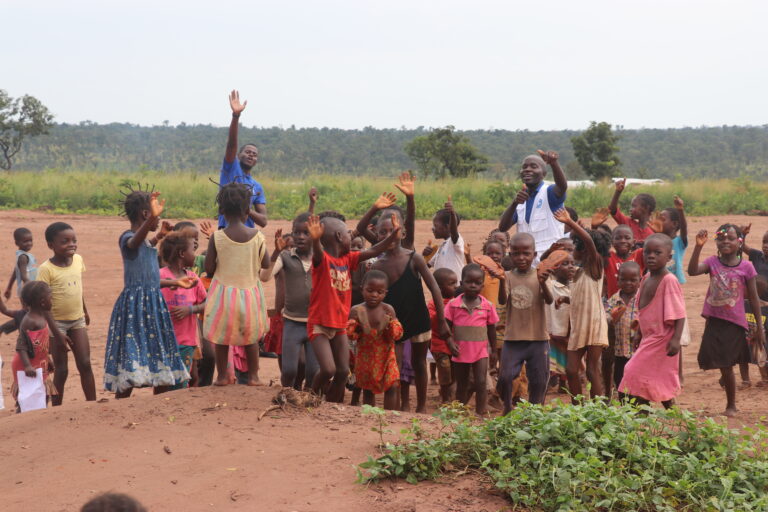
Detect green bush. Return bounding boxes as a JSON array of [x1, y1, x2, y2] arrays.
[[358, 401, 768, 511]]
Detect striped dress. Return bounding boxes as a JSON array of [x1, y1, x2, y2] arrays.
[[203, 230, 268, 346]]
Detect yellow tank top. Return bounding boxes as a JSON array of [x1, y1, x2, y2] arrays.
[[212, 230, 265, 289]]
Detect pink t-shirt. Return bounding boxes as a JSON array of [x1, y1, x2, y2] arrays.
[[701, 256, 756, 330], [160, 268, 207, 346], [445, 294, 499, 364]]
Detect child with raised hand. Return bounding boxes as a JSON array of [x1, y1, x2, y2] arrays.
[[37, 221, 95, 405], [608, 178, 656, 247], [688, 225, 765, 417], [428, 268, 460, 404], [369, 208, 450, 413], [605, 261, 641, 393], [0, 285, 27, 335], [307, 212, 402, 402], [160, 229, 207, 389], [445, 264, 499, 415], [658, 196, 689, 283], [426, 196, 466, 278], [604, 225, 644, 298], [554, 208, 611, 401], [203, 183, 270, 387], [546, 251, 576, 393], [619, 234, 687, 408], [4, 228, 37, 300], [356, 172, 417, 251], [104, 189, 191, 397], [347, 270, 404, 410], [497, 233, 553, 412]]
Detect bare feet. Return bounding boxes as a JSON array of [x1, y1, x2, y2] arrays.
[[213, 378, 229, 386], [415, 406, 427, 414], [245, 379, 264, 387], [757, 380, 768, 388], [738, 380, 752, 390], [723, 407, 739, 417]]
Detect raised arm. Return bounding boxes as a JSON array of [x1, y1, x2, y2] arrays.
[[740, 223, 753, 254], [554, 208, 602, 280], [355, 193, 396, 245], [687, 230, 711, 276], [674, 195, 688, 246], [248, 203, 268, 228], [538, 150, 567, 198], [394, 171, 416, 250], [359, 213, 401, 262], [126, 192, 164, 250], [308, 187, 318, 215], [609, 178, 626, 216], [259, 229, 286, 282], [499, 189, 529, 232], [307, 215, 325, 267], [445, 196, 459, 244], [225, 90, 247, 164]]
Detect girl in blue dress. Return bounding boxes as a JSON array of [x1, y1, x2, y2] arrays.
[[104, 188, 192, 397]]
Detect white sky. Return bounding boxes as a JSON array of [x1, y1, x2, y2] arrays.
[[4, 0, 767, 130]]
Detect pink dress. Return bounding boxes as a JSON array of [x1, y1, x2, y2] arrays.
[[619, 273, 686, 402]]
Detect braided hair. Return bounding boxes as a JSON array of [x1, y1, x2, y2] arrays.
[[216, 182, 252, 218], [573, 227, 612, 259], [715, 223, 744, 258]]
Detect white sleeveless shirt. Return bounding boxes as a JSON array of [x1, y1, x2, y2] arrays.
[[515, 184, 565, 261]]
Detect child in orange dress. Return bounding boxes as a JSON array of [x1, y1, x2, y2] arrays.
[[347, 270, 403, 410]]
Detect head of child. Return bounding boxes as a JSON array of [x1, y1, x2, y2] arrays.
[[611, 225, 635, 257], [573, 228, 611, 266], [483, 240, 504, 265], [216, 183, 252, 224], [564, 207, 579, 234], [714, 223, 744, 259], [161, 229, 197, 269], [553, 252, 577, 283], [519, 154, 547, 189], [629, 193, 656, 222], [124, 190, 161, 231], [643, 233, 673, 273], [617, 261, 641, 296], [375, 209, 404, 249], [173, 221, 200, 250], [556, 237, 575, 254], [362, 270, 388, 309], [45, 222, 77, 260], [460, 264, 485, 299], [291, 212, 312, 255], [659, 208, 681, 238], [431, 208, 459, 240], [509, 233, 536, 272], [350, 233, 365, 251], [320, 216, 351, 255], [13, 228, 33, 252], [81, 492, 147, 512], [433, 268, 458, 300], [20, 281, 52, 314], [488, 229, 510, 251]]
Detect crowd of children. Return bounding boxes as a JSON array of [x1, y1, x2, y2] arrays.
[[1, 99, 766, 420]]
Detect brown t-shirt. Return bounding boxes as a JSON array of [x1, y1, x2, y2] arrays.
[[503, 268, 549, 342]]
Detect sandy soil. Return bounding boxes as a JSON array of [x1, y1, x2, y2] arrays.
[[0, 210, 767, 511]]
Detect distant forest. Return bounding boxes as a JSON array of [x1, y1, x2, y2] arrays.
[[12, 123, 768, 180]]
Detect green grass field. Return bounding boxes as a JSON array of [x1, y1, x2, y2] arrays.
[[1, 171, 767, 220]]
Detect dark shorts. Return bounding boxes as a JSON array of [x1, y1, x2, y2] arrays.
[[698, 317, 750, 370]]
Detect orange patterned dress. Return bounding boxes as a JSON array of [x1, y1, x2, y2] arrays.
[[347, 305, 403, 394]]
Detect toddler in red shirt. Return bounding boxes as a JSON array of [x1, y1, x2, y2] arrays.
[[428, 268, 460, 403]]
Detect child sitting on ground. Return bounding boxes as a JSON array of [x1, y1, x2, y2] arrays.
[[428, 268, 460, 404], [4, 227, 37, 300], [606, 261, 641, 394], [619, 234, 686, 408], [347, 270, 404, 410], [608, 178, 657, 247]]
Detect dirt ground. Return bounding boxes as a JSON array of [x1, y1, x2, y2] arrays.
[[1, 210, 767, 511]]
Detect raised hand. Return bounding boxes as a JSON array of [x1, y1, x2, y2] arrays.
[[157, 220, 173, 240], [308, 187, 318, 204], [673, 195, 684, 210], [537, 267, 552, 284], [390, 212, 401, 234], [591, 207, 610, 229], [610, 305, 627, 324], [615, 178, 627, 192], [394, 171, 416, 197], [422, 240, 436, 258], [649, 212, 664, 233], [229, 89, 247, 115], [740, 223, 752, 237], [199, 220, 214, 239], [176, 276, 197, 289], [274, 228, 287, 253], [373, 192, 397, 210], [149, 191, 165, 218], [695, 230, 708, 247], [444, 195, 454, 213], [307, 215, 323, 240], [514, 188, 529, 204], [536, 149, 559, 164], [553, 208, 573, 225]]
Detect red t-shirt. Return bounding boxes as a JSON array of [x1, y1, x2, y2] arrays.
[[612, 208, 655, 244], [308, 251, 361, 329], [427, 298, 451, 355], [604, 249, 645, 298]]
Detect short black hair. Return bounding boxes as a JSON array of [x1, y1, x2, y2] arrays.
[[318, 210, 346, 222], [461, 263, 484, 281], [487, 228, 510, 247], [662, 207, 680, 226], [434, 267, 458, 286], [81, 492, 147, 512], [293, 212, 311, 225], [573, 228, 611, 259], [45, 222, 73, 243], [216, 182, 252, 218], [363, 269, 388, 286], [565, 206, 579, 222], [13, 227, 31, 241], [434, 208, 460, 227], [20, 281, 50, 309], [380, 205, 405, 225], [644, 232, 673, 252], [173, 221, 196, 231], [238, 143, 259, 154], [596, 224, 613, 237], [122, 190, 152, 224], [160, 228, 195, 265], [482, 239, 504, 254], [618, 260, 641, 275], [634, 193, 657, 213]]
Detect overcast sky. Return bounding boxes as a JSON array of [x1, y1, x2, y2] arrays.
[[4, 0, 767, 130]]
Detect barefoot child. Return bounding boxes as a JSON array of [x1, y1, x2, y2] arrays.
[[497, 233, 554, 413], [307, 213, 401, 402], [554, 208, 611, 401], [357, 172, 417, 250], [4, 228, 37, 300], [37, 222, 96, 405], [104, 189, 191, 397], [606, 261, 641, 392], [619, 234, 686, 408], [347, 270, 404, 410], [546, 252, 576, 393], [427, 197, 466, 277], [445, 264, 499, 415], [203, 183, 270, 386], [688, 224, 765, 417], [608, 179, 656, 247], [604, 225, 644, 298], [160, 229, 207, 389], [428, 269, 460, 404]]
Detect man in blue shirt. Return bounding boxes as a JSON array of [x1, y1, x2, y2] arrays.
[[218, 90, 267, 229]]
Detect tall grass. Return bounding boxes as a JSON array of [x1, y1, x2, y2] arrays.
[[1, 170, 767, 220]]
